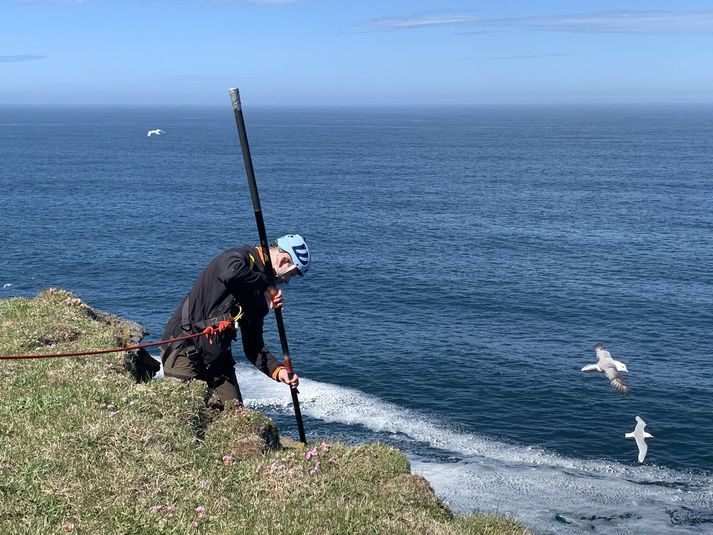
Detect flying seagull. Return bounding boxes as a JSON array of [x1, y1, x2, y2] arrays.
[[2, 283, 11, 288], [147, 129, 165, 137], [581, 342, 630, 395], [625, 416, 653, 463]]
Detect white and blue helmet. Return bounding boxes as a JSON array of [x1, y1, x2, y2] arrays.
[[276, 234, 310, 276]]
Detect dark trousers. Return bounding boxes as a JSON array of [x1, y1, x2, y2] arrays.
[[161, 345, 243, 405]]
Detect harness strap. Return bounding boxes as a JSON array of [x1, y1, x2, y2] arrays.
[[192, 312, 235, 331], [171, 295, 239, 356]]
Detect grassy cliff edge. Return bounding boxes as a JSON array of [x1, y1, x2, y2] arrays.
[[0, 289, 531, 535]]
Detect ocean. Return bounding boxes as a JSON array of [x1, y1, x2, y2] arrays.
[[1, 104, 712, 534]]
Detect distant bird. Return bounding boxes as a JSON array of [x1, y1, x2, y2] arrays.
[[2, 283, 11, 289], [147, 129, 165, 137], [581, 342, 630, 395], [625, 416, 653, 463]]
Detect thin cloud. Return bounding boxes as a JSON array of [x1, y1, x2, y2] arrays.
[[490, 10, 713, 33], [0, 55, 46, 63], [367, 14, 477, 30], [365, 10, 713, 34]]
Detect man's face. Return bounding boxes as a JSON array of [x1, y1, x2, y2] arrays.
[[275, 252, 298, 285], [277, 267, 297, 285]]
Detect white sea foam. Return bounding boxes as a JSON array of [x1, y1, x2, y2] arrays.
[[236, 364, 713, 534]]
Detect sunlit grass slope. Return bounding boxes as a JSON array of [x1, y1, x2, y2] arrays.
[[0, 289, 531, 534]]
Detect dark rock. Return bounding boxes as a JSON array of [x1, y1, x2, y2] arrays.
[[124, 347, 160, 383]]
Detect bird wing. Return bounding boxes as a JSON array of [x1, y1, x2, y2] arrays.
[[613, 360, 628, 372], [603, 364, 630, 394], [610, 378, 630, 395], [610, 377, 631, 395], [603, 363, 620, 381], [581, 363, 601, 372], [635, 437, 648, 463]]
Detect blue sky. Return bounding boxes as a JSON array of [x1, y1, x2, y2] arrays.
[[1, 0, 712, 105]]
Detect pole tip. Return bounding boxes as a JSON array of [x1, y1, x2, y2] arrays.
[[229, 88, 241, 110]]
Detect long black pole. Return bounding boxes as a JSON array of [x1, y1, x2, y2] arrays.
[[229, 87, 307, 444]]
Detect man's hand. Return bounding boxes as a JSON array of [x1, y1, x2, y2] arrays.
[[265, 288, 284, 309], [277, 368, 299, 388]]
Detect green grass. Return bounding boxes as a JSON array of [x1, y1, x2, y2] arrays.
[[0, 289, 532, 534]]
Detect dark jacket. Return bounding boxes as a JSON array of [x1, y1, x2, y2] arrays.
[[162, 246, 283, 378]]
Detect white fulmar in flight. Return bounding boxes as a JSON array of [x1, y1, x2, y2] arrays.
[[625, 415, 653, 463], [581, 342, 630, 395]]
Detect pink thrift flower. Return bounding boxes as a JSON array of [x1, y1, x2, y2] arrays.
[[62, 522, 75, 532], [222, 454, 234, 465], [320, 442, 330, 453], [195, 505, 206, 518], [308, 461, 321, 476], [304, 447, 318, 460]]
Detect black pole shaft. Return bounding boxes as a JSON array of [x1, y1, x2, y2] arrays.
[[229, 87, 307, 444]]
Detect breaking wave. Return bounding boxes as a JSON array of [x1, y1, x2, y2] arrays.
[[237, 365, 713, 534]]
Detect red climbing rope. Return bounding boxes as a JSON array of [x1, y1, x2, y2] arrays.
[[0, 313, 240, 361]]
